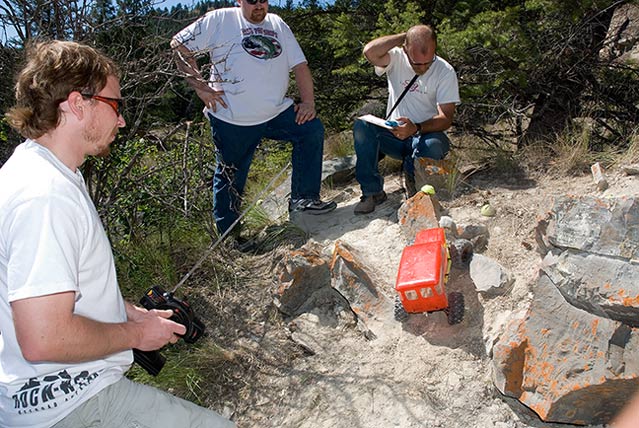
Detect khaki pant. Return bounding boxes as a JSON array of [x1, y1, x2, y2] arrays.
[[52, 378, 235, 428]]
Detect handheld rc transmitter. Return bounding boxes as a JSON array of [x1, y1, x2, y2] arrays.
[[132, 286, 206, 376]]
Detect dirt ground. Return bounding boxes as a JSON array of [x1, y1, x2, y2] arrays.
[[207, 162, 639, 428]]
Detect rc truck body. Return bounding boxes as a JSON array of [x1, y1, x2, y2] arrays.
[[394, 227, 464, 324]]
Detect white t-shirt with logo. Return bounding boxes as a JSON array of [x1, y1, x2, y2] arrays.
[[0, 140, 132, 428], [173, 7, 307, 126], [376, 47, 460, 124]]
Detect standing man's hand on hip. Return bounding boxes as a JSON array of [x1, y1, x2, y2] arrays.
[[294, 101, 316, 124], [196, 87, 227, 112]]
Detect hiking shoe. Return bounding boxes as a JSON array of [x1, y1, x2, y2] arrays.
[[289, 198, 337, 215], [354, 191, 387, 214], [403, 171, 417, 197]]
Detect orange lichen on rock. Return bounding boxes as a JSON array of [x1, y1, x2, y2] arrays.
[[622, 295, 639, 306], [330, 241, 356, 268], [572, 320, 580, 330]]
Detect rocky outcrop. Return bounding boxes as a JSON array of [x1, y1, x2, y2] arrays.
[[544, 195, 639, 261], [273, 245, 332, 317], [599, 3, 639, 64], [543, 250, 639, 327], [330, 241, 392, 338], [273, 240, 391, 343], [492, 195, 639, 425]]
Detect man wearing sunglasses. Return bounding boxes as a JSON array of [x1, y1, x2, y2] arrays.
[[0, 41, 234, 428], [171, 0, 336, 238], [353, 25, 460, 214]]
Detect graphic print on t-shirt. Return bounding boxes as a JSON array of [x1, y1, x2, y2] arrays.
[[241, 27, 282, 59], [12, 370, 99, 415], [402, 77, 426, 95]]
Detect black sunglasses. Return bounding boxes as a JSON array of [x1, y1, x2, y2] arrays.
[[81, 93, 125, 117], [403, 46, 436, 66], [245, 0, 267, 4]]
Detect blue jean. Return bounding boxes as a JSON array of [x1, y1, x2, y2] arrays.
[[209, 105, 325, 234], [353, 119, 450, 196]]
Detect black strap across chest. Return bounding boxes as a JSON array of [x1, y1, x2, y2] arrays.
[[385, 74, 419, 120]]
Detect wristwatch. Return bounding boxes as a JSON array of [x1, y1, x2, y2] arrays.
[[412, 122, 422, 137]]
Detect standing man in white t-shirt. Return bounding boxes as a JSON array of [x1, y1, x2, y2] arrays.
[[353, 25, 460, 214], [0, 40, 234, 428], [171, 0, 336, 238]]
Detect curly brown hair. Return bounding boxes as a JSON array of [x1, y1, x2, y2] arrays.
[[5, 40, 120, 139]]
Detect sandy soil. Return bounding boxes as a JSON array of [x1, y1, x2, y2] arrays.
[[216, 163, 639, 428]]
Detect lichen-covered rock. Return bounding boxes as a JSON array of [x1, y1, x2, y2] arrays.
[[330, 241, 392, 337], [546, 195, 639, 261], [493, 194, 639, 425], [542, 250, 639, 327], [398, 192, 441, 242], [493, 274, 639, 425], [274, 246, 331, 316]]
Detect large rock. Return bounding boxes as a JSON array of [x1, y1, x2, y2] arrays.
[[493, 194, 639, 425], [273, 245, 331, 316], [545, 195, 639, 261], [540, 195, 639, 325], [330, 241, 392, 338], [397, 192, 441, 242], [542, 250, 639, 327], [599, 3, 639, 64], [274, 241, 393, 341], [492, 273, 639, 425]]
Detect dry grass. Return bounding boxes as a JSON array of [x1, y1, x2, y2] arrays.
[[124, 242, 304, 417], [324, 130, 355, 159], [615, 127, 639, 166], [547, 125, 598, 175]]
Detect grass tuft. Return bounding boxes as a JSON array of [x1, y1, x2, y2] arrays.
[[324, 130, 355, 159]]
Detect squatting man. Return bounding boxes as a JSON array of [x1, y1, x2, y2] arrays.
[[353, 24, 460, 215]]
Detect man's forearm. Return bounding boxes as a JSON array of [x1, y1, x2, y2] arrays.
[[171, 42, 210, 93], [293, 63, 315, 105], [363, 33, 406, 66], [13, 295, 141, 363], [417, 116, 453, 134], [171, 40, 228, 111], [415, 103, 455, 134], [12, 292, 182, 364]]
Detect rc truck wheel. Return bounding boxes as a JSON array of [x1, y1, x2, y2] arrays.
[[394, 295, 409, 322], [449, 239, 473, 267], [445, 291, 464, 325]]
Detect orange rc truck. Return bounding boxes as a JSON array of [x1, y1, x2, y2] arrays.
[[394, 227, 465, 324]]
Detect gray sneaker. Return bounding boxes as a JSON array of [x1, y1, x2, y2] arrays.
[[289, 198, 337, 215], [354, 191, 387, 214]]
